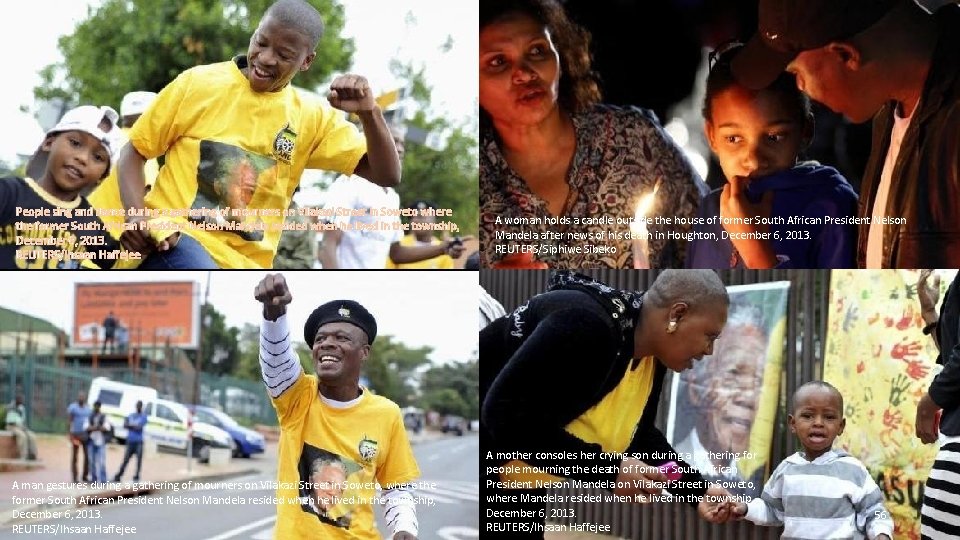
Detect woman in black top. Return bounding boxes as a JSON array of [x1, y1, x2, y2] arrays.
[[481, 270, 735, 536], [917, 269, 960, 536]]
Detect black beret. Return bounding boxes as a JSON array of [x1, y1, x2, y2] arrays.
[[304, 300, 377, 344]]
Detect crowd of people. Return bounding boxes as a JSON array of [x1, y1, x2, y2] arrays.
[[0, 0, 471, 271]]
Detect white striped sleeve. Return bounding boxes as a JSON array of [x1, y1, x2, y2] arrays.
[[260, 314, 302, 398], [383, 485, 418, 537], [853, 462, 894, 538], [745, 463, 786, 526]]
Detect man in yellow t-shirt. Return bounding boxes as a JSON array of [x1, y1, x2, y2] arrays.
[[255, 273, 420, 540], [118, 0, 401, 269]]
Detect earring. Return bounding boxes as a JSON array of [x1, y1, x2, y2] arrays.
[[666, 320, 677, 334]]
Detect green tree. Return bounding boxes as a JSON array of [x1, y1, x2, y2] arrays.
[[299, 58, 479, 238], [35, 0, 353, 107], [388, 59, 479, 236], [400, 125, 479, 236], [362, 335, 432, 406], [420, 388, 469, 418], [418, 358, 478, 419], [233, 321, 312, 381], [232, 322, 261, 381], [198, 303, 240, 376]]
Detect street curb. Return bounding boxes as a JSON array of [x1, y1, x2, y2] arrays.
[[2, 468, 261, 527]]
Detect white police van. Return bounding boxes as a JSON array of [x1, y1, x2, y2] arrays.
[[87, 377, 234, 461]]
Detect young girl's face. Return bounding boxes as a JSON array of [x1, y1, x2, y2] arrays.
[[40, 130, 109, 200], [705, 85, 808, 182]]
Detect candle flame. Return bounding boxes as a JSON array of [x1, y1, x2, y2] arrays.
[[630, 178, 662, 234]]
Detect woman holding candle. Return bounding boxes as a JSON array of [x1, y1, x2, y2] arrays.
[[482, 270, 736, 537], [479, 0, 707, 269], [686, 43, 858, 269]]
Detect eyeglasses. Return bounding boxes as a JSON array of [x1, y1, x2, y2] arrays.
[[708, 40, 745, 70]]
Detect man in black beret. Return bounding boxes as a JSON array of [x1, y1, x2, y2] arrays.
[[254, 273, 420, 540]]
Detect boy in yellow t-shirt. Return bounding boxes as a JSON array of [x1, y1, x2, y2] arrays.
[[255, 273, 420, 540], [118, 0, 401, 269]]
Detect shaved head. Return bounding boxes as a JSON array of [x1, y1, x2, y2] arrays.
[[265, 0, 325, 50], [645, 270, 729, 311], [792, 381, 844, 414]]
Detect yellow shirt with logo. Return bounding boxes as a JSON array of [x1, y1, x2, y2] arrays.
[[86, 127, 160, 269], [88, 127, 160, 237], [385, 235, 454, 269], [128, 56, 366, 268], [502, 356, 656, 484], [272, 374, 420, 539]]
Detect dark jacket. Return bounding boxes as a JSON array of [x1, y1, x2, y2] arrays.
[[687, 163, 857, 269], [856, 6, 960, 267], [930, 272, 960, 436], [480, 272, 708, 505]]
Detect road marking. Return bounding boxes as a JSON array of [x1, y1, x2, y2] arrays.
[[251, 528, 273, 540], [449, 443, 470, 454], [414, 481, 479, 504], [427, 453, 442, 461], [203, 515, 276, 540], [437, 526, 479, 540], [421, 486, 479, 502]]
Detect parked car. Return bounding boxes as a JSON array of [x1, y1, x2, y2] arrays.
[[402, 407, 424, 434], [143, 399, 235, 462], [87, 378, 234, 463], [192, 405, 265, 458], [88, 377, 157, 441], [441, 415, 465, 436]]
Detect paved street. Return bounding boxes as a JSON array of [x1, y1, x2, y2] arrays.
[[0, 432, 477, 540]]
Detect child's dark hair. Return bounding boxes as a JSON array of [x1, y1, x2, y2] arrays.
[[265, 0, 324, 50], [792, 380, 844, 414], [702, 43, 811, 124]]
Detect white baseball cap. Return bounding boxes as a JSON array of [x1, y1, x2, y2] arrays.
[[120, 91, 158, 117], [47, 105, 119, 159]]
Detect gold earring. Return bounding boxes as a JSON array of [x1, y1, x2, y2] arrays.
[[667, 320, 677, 333]]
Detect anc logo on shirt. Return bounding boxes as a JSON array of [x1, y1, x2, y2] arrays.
[[273, 123, 297, 164], [358, 436, 378, 464]]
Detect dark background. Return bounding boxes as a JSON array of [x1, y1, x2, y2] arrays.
[[558, 0, 873, 193]]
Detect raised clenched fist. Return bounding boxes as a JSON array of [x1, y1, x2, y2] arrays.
[[255, 273, 292, 320]]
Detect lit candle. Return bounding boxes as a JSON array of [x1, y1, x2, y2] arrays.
[[630, 179, 661, 269]]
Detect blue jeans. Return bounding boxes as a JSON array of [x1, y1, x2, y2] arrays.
[[139, 234, 219, 269], [88, 443, 107, 482], [114, 440, 143, 482]]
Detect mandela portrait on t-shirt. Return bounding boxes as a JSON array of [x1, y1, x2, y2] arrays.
[[298, 443, 361, 529]]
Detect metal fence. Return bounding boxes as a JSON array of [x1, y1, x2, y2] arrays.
[[200, 373, 276, 427], [0, 355, 278, 433], [480, 269, 831, 540]]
